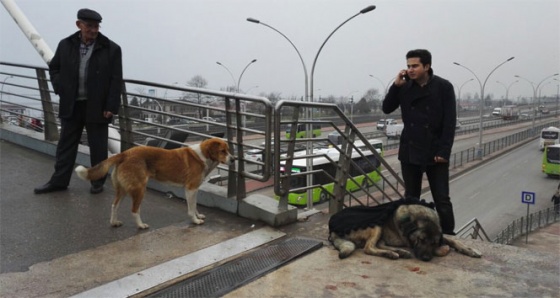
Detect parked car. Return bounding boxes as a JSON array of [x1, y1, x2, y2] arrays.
[[202, 116, 217, 122], [376, 119, 397, 131], [244, 148, 263, 162], [166, 118, 195, 125]]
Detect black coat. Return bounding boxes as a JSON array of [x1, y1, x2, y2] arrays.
[[49, 31, 122, 123], [382, 75, 456, 165]]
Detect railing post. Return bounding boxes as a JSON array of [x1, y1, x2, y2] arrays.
[[118, 82, 134, 152], [35, 68, 59, 141], [231, 97, 246, 201]]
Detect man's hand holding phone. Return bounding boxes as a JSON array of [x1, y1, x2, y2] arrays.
[[394, 69, 409, 87]]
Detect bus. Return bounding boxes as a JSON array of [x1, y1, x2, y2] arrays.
[[285, 123, 322, 139], [277, 139, 383, 206], [542, 144, 560, 177], [539, 126, 560, 151]]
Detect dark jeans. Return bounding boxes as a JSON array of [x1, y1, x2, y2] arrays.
[[49, 101, 109, 187], [401, 161, 455, 235]]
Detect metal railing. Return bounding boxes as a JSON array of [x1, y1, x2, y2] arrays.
[[455, 218, 491, 241], [0, 61, 274, 202], [2, 61, 558, 222], [494, 206, 560, 244], [273, 100, 406, 214]]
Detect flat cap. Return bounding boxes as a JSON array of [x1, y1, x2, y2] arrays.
[[77, 8, 102, 22]]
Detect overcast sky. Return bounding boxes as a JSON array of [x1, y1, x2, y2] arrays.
[[1, 0, 559, 101]]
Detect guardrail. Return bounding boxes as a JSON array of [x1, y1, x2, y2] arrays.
[[0, 61, 274, 202], [273, 100, 405, 214], [2, 60, 558, 220], [383, 120, 559, 172], [494, 206, 560, 244], [456, 218, 491, 241]]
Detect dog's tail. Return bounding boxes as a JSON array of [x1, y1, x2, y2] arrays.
[[75, 154, 125, 181]]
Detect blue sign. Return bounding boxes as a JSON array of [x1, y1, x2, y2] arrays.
[[521, 191, 536, 205]]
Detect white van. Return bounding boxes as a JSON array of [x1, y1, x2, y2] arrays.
[[376, 119, 397, 130], [492, 108, 502, 116]]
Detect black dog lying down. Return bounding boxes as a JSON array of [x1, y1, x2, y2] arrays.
[[328, 198, 482, 261]]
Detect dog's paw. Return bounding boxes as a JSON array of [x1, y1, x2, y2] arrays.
[[381, 251, 400, 260], [192, 217, 205, 225], [396, 250, 413, 259], [196, 213, 206, 219], [435, 245, 451, 257], [466, 248, 482, 258], [111, 220, 123, 227], [338, 242, 356, 259], [137, 223, 150, 229]]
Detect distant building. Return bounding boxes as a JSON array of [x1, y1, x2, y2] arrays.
[[0, 103, 26, 121]]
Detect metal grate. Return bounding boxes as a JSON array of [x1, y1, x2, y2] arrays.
[[146, 237, 322, 298]]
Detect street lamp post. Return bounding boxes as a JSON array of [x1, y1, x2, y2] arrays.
[[368, 74, 394, 95], [309, 5, 376, 104], [216, 59, 258, 131], [457, 78, 474, 118], [350, 96, 354, 122], [0, 75, 13, 124], [496, 80, 519, 107], [496, 81, 507, 107], [538, 81, 553, 99], [345, 90, 359, 121], [248, 5, 376, 212], [454, 56, 515, 159], [216, 62, 237, 91], [1, 75, 13, 101], [246, 18, 309, 102], [245, 85, 259, 94], [514, 73, 559, 131], [163, 82, 178, 99], [237, 59, 258, 93]]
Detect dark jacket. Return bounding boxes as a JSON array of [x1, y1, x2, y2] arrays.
[[382, 75, 456, 165], [49, 31, 122, 123]]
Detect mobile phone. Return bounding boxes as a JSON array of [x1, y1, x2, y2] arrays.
[[402, 73, 410, 81]]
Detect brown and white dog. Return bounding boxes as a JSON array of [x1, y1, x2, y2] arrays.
[[75, 138, 234, 229]]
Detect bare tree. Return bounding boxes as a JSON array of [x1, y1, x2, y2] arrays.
[[355, 97, 371, 114], [363, 88, 381, 111], [184, 75, 209, 118]]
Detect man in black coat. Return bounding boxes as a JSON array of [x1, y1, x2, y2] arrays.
[[34, 8, 123, 195], [382, 49, 457, 235]]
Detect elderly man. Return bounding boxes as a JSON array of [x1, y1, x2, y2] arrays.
[[34, 8, 123, 195]]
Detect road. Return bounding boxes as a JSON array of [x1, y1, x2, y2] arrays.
[[446, 140, 559, 239]]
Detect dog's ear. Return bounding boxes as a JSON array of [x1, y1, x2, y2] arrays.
[[399, 216, 418, 237], [208, 139, 222, 160], [206, 139, 229, 161]]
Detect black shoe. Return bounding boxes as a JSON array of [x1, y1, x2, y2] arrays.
[[34, 183, 68, 194], [90, 184, 104, 194]]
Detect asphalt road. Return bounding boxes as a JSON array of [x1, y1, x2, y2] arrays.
[[447, 140, 559, 239]]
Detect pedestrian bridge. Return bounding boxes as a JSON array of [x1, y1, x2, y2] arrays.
[[1, 110, 559, 298], [1, 61, 559, 297]]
